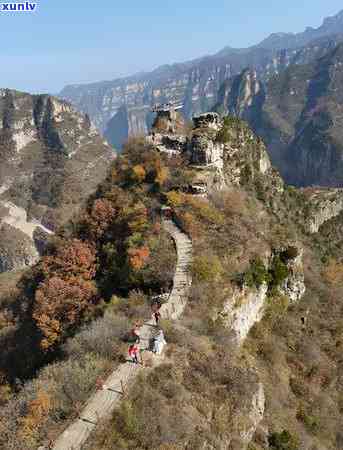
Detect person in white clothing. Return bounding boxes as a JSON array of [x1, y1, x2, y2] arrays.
[[152, 330, 167, 355]]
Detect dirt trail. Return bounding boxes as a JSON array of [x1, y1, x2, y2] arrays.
[[51, 219, 192, 450]]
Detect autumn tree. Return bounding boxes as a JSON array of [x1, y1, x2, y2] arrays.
[[32, 239, 98, 350], [40, 239, 96, 281], [33, 276, 98, 350]]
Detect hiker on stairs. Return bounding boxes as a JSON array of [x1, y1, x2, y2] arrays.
[[152, 329, 167, 355], [151, 300, 162, 325], [131, 321, 141, 343], [154, 309, 161, 326], [128, 343, 139, 364]]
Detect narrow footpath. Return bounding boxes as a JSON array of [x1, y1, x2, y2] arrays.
[[51, 219, 192, 450]]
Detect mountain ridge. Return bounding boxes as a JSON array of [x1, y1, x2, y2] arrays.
[[61, 9, 343, 94], [59, 9, 343, 156]]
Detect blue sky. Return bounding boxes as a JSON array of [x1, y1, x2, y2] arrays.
[[0, 0, 342, 94]]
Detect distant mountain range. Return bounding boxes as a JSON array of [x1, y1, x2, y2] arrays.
[[60, 9, 343, 186]]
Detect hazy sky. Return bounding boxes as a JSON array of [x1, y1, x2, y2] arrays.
[[0, 0, 342, 94]]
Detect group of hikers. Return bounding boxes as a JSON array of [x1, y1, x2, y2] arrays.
[[127, 299, 165, 364]]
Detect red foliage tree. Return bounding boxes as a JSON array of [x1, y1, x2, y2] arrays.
[[33, 276, 97, 350], [41, 239, 96, 281], [33, 239, 98, 350], [82, 198, 117, 240]]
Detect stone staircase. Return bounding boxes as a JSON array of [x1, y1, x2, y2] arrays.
[[51, 219, 192, 450]]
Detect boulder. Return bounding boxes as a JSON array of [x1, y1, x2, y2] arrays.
[[193, 112, 222, 131]]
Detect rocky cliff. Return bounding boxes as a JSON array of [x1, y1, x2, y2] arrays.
[[0, 89, 114, 272], [216, 39, 343, 187], [303, 188, 343, 233], [218, 244, 305, 345], [2, 100, 342, 449], [148, 110, 283, 198]]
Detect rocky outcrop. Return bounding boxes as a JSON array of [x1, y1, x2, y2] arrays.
[[0, 223, 39, 272], [193, 112, 222, 131], [61, 49, 287, 151], [190, 134, 224, 167], [0, 202, 54, 272], [147, 110, 283, 196], [221, 284, 268, 344], [237, 381, 265, 446], [219, 244, 305, 346], [147, 133, 187, 156], [216, 69, 265, 130], [277, 245, 306, 303], [305, 188, 343, 233], [0, 201, 53, 239]]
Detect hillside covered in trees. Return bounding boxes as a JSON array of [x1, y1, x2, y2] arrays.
[[0, 115, 343, 449]]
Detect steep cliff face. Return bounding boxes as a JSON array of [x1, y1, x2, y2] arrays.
[[304, 188, 343, 233], [284, 43, 343, 186], [0, 89, 114, 272], [219, 244, 305, 346], [216, 40, 343, 187], [216, 69, 265, 131], [0, 89, 114, 227], [60, 51, 291, 150]]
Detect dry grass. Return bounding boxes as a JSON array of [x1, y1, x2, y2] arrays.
[[0, 307, 130, 449]]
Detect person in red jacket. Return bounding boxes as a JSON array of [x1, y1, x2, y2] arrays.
[[128, 343, 139, 364]]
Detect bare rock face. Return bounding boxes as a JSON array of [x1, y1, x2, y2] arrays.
[[305, 188, 343, 233], [0, 89, 114, 273], [193, 366, 265, 450], [152, 108, 186, 134], [0, 223, 39, 272], [237, 381, 265, 446], [216, 69, 265, 129], [221, 284, 269, 344], [277, 244, 306, 303], [147, 133, 188, 157], [190, 134, 224, 167]]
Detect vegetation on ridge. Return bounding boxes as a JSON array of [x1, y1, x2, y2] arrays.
[[1, 117, 343, 448]]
